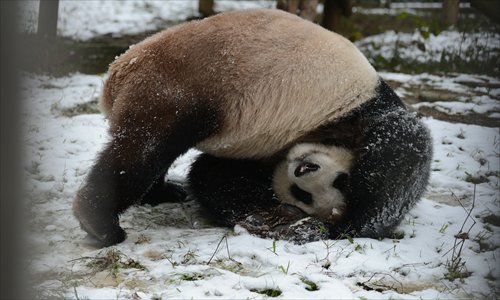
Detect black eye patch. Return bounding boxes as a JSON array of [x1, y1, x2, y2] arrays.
[[290, 184, 313, 205], [332, 172, 349, 192], [294, 162, 320, 177]]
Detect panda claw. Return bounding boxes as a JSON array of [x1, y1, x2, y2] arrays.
[[80, 227, 126, 248], [77, 218, 127, 248]]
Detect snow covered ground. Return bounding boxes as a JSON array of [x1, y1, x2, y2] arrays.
[[23, 70, 499, 299], [21, 1, 499, 299], [356, 30, 500, 66]]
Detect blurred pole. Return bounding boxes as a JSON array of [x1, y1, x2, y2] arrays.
[[277, 0, 318, 22], [298, 0, 318, 21], [322, 0, 352, 32], [38, 0, 59, 38], [1, 1, 27, 299], [470, 0, 500, 24], [442, 0, 459, 27], [277, 0, 300, 15], [198, 0, 214, 18]]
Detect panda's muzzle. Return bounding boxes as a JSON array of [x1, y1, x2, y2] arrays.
[[294, 162, 320, 177]]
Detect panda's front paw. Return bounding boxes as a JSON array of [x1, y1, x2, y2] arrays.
[[77, 219, 126, 248], [73, 193, 126, 248]]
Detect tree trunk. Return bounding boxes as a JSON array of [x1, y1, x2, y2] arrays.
[[198, 0, 214, 18], [277, 0, 318, 22], [38, 0, 59, 38], [470, 0, 500, 24], [321, 0, 352, 31], [277, 0, 300, 15], [298, 0, 318, 21], [442, 0, 459, 26]]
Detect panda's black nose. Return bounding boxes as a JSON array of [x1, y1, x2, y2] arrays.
[[294, 162, 320, 177]]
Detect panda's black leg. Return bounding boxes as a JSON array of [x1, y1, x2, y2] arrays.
[[187, 154, 279, 226], [73, 132, 180, 247], [141, 178, 187, 206], [331, 111, 432, 239], [73, 110, 221, 247], [188, 154, 331, 243]]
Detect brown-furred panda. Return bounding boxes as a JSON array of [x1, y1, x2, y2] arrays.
[[73, 9, 432, 247]]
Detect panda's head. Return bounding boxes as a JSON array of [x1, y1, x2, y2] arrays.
[[273, 143, 353, 223]]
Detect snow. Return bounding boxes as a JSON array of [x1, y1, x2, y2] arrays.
[[20, 1, 499, 299], [19, 0, 276, 40], [356, 30, 500, 65], [380, 71, 500, 119], [353, 2, 471, 16]]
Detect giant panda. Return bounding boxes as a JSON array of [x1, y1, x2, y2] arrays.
[[73, 8, 433, 247]]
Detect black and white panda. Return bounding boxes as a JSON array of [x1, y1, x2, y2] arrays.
[[73, 8, 433, 247]]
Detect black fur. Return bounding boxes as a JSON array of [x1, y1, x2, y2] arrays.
[[187, 79, 432, 240], [327, 80, 432, 238], [74, 106, 221, 247], [141, 180, 187, 206], [187, 154, 279, 226], [290, 184, 313, 205], [332, 172, 349, 193]]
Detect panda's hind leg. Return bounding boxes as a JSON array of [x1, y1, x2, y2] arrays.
[[73, 107, 221, 247], [187, 154, 279, 226], [140, 179, 187, 206], [187, 154, 328, 243]]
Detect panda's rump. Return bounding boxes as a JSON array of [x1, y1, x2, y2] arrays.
[[104, 9, 379, 158]]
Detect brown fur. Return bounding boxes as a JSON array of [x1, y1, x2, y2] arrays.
[[101, 8, 378, 158]]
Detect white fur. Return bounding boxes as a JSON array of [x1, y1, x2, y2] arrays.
[[190, 9, 378, 158], [273, 143, 353, 222]]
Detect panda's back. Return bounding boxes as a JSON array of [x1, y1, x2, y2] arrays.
[[104, 9, 379, 159]]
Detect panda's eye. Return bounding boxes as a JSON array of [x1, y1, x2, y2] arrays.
[[294, 162, 320, 177], [332, 172, 349, 191]]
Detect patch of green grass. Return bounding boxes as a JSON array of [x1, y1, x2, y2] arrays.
[[86, 249, 146, 278], [464, 172, 489, 184], [211, 258, 244, 274], [59, 99, 100, 117], [439, 224, 449, 234], [267, 240, 278, 255], [391, 231, 405, 240], [251, 288, 282, 297], [444, 257, 472, 282], [278, 261, 291, 275], [316, 223, 329, 235], [178, 272, 206, 281], [300, 277, 319, 291], [181, 249, 198, 264]]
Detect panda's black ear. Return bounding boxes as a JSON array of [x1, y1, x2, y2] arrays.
[[332, 172, 349, 192]]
